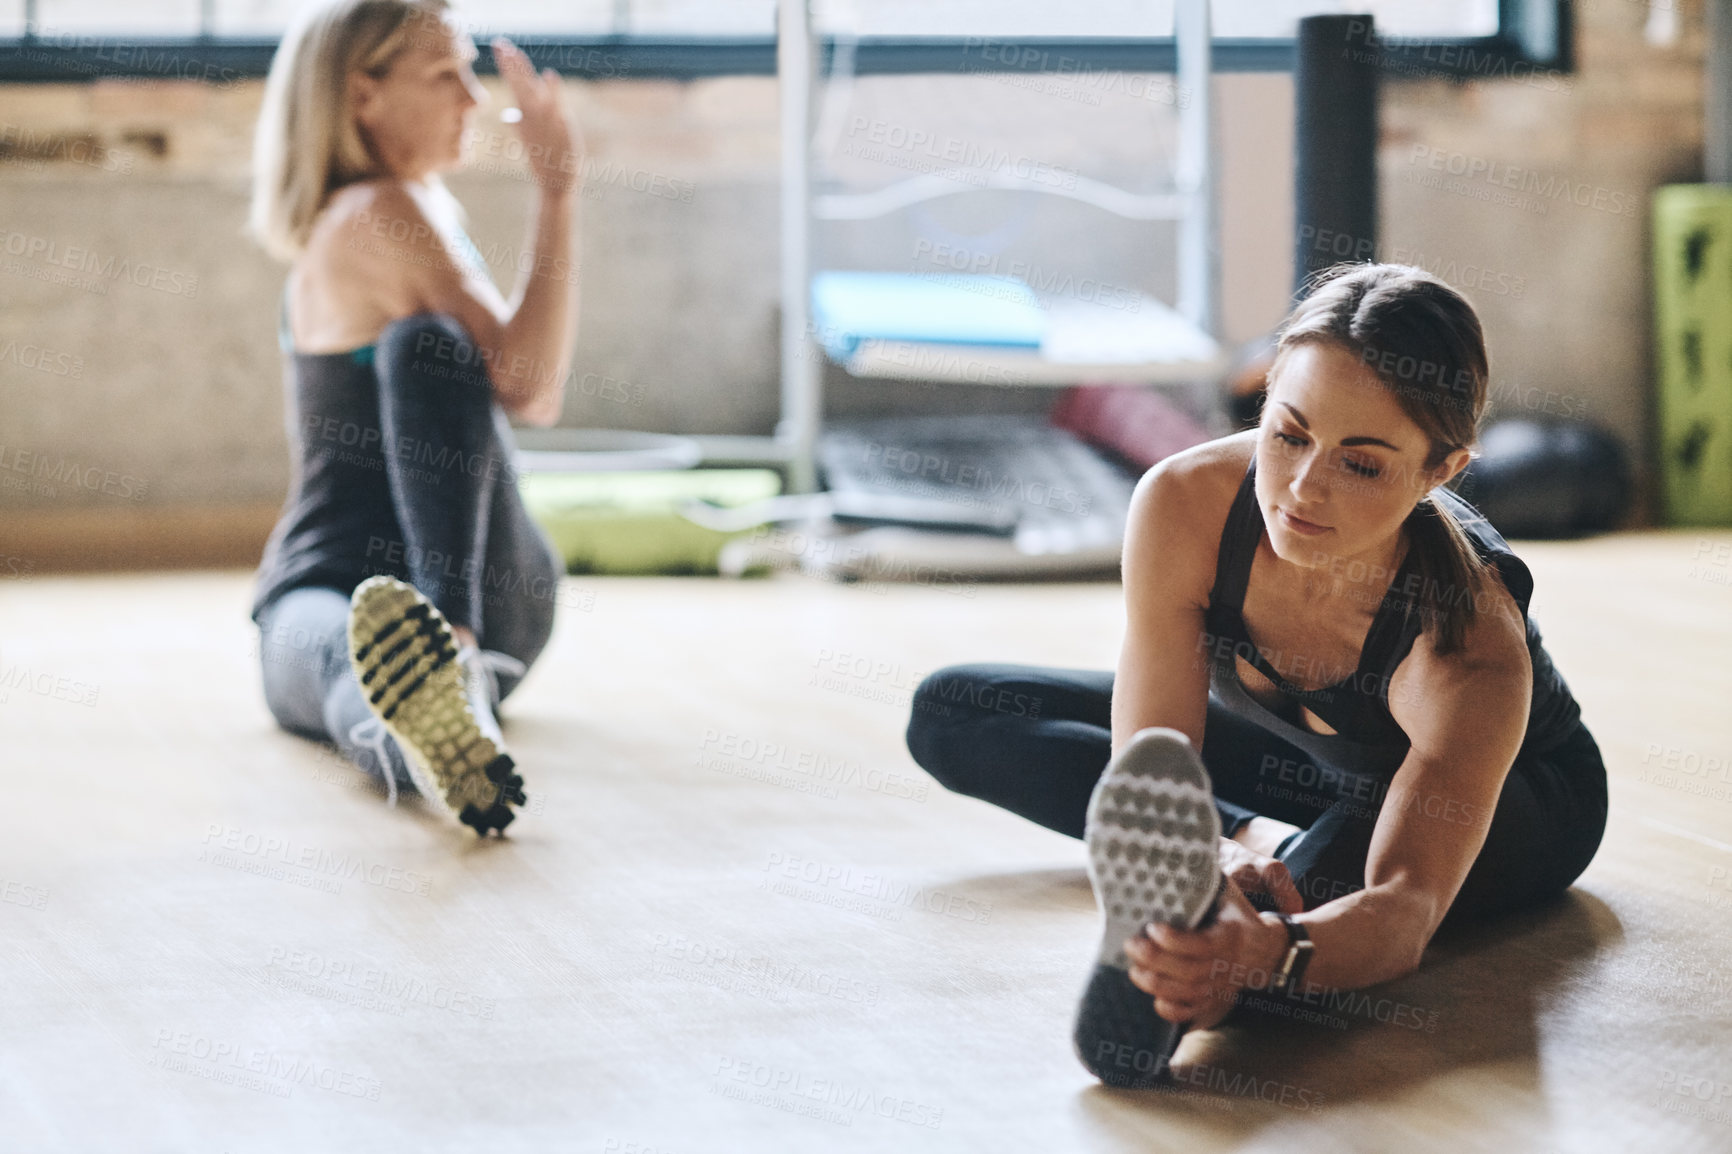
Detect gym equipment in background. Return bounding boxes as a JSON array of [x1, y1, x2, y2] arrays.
[[1294, 15, 1380, 295], [1653, 185, 1732, 526], [1454, 418, 1633, 539]]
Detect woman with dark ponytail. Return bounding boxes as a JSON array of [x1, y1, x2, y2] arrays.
[[905, 264, 1607, 1088]]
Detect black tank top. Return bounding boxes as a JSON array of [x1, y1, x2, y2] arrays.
[[1201, 458, 1584, 783], [250, 298, 406, 622]]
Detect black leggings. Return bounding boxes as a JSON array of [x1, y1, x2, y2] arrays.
[[905, 664, 1608, 927]]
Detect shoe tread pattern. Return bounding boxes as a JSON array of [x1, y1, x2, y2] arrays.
[[347, 577, 523, 836], [1074, 729, 1223, 1088]]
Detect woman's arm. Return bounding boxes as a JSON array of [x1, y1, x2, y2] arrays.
[[478, 38, 582, 427], [1127, 573, 1534, 1021], [1111, 451, 1233, 752], [341, 40, 581, 426], [1292, 594, 1532, 986]]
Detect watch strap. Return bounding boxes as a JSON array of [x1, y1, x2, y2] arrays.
[[1267, 912, 1314, 992]]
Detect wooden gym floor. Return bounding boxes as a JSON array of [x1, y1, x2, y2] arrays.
[[2, 530, 1729, 1152]]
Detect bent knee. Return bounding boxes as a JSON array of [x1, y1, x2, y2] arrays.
[[906, 664, 1008, 793], [376, 313, 489, 390]]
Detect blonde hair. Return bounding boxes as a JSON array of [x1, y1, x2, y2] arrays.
[[248, 0, 454, 262]]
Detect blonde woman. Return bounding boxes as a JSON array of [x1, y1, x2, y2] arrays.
[[247, 0, 582, 835]]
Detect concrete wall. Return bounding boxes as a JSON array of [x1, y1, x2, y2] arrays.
[[0, 1, 1708, 563]]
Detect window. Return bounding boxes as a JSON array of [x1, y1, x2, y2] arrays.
[[0, 1, 1571, 80]]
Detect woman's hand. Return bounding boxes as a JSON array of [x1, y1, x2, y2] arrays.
[[1218, 835, 1303, 915], [1125, 877, 1289, 1028], [491, 38, 585, 197]]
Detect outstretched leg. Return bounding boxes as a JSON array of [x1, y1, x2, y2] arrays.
[[256, 585, 416, 797], [905, 663, 1315, 841]]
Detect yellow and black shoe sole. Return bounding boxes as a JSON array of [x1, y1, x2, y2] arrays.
[[346, 576, 526, 836]]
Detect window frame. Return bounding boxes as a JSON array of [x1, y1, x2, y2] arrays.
[[0, 1, 1571, 84]]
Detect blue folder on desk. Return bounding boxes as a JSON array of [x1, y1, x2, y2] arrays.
[[810, 272, 1045, 362]]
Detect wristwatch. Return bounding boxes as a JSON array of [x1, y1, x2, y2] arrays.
[[1260, 911, 1314, 993]]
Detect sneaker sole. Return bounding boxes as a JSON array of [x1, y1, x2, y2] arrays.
[[346, 576, 524, 836], [1073, 727, 1223, 1088]]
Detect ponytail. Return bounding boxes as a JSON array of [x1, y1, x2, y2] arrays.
[[1403, 493, 1491, 655]]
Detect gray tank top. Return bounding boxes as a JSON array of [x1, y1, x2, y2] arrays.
[[249, 291, 403, 621], [252, 219, 495, 620]]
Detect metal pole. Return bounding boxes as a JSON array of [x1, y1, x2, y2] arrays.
[[776, 0, 819, 493], [1709, 0, 1732, 184], [1175, 0, 1217, 339]]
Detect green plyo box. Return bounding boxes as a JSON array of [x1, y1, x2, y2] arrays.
[[519, 469, 782, 576], [1654, 185, 1732, 525]]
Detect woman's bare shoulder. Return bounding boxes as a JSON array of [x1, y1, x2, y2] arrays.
[[1123, 430, 1257, 603], [291, 182, 429, 348], [304, 180, 423, 265], [1132, 431, 1255, 529]]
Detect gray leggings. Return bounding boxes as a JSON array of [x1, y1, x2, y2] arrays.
[[257, 584, 552, 793]]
